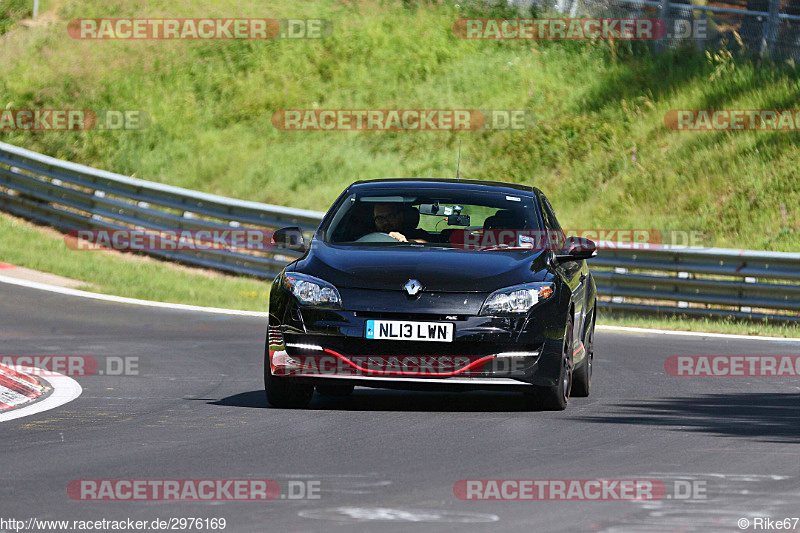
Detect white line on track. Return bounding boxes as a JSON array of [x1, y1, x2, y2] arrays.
[[0, 366, 82, 423], [0, 272, 267, 317], [597, 325, 800, 343]]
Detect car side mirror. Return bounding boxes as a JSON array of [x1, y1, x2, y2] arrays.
[[554, 237, 597, 263], [272, 226, 306, 251]]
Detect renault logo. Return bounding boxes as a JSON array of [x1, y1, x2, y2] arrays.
[[404, 279, 423, 296]]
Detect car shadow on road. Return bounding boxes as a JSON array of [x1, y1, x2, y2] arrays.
[[575, 392, 800, 442], [207, 389, 557, 412]]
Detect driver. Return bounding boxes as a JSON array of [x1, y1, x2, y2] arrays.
[[373, 203, 428, 243]]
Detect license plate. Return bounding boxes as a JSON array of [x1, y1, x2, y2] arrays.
[[365, 320, 454, 342]]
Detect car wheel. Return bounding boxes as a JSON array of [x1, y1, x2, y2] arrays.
[[572, 311, 594, 397], [264, 351, 314, 408], [530, 314, 573, 411], [316, 384, 355, 397]]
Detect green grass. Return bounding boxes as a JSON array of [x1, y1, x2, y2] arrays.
[[1, 0, 797, 250], [0, 212, 270, 311], [0, 0, 798, 332], [0, 0, 31, 35]]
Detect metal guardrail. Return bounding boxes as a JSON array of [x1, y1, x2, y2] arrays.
[[599, 0, 796, 58], [517, 0, 800, 59], [593, 247, 800, 322], [0, 141, 798, 322], [0, 141, 324, 278]]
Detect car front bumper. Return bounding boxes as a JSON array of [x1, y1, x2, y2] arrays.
[[267, 301, 568, 390]]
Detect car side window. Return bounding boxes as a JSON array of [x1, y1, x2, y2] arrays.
[[540, 196, 566, 250]]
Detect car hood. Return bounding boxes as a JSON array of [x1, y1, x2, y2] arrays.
[[292, 242, 550, 292]]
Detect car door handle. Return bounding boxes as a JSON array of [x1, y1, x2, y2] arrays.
[[580, 273, 586, 283]]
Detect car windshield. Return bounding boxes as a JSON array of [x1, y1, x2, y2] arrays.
[[322, 187, 541, 248]]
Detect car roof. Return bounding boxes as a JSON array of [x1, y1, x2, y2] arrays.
[[350, 178, 539, 196]]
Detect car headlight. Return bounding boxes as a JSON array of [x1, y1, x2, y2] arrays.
[[283, 273, 342, 308], [480, 282, 554, 315]]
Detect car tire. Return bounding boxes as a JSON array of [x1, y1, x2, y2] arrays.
[[572, 310, 595, 398], [530, 314, 573, 411], [316, 384, 355, 397], [264, 352, 314, 408]]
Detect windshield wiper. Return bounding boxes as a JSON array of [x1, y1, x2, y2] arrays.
[[478, 245, 536, 252]]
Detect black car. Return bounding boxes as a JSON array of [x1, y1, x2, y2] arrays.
[[265, 179, 597, 410]]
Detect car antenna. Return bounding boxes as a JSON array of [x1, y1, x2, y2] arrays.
[[456, 139, 462, 180]]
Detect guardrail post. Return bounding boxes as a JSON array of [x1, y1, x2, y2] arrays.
[[696, 11, 706, 52], [569, 0, 580, 18], [678, 271, 690, 308], [761, 0, 780, 59], [741, 276, 757, 313], [655, 0, 672, 54]]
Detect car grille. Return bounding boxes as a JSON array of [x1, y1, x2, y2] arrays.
[[268, 325, 284, 346], [353, 311, 467, 321], [334, 338, 516, 357]]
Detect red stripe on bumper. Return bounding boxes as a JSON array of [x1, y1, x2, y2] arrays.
[[321, 349, 496, 377]]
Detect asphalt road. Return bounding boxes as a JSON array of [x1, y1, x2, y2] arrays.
[[1, 282, 799, 533]]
